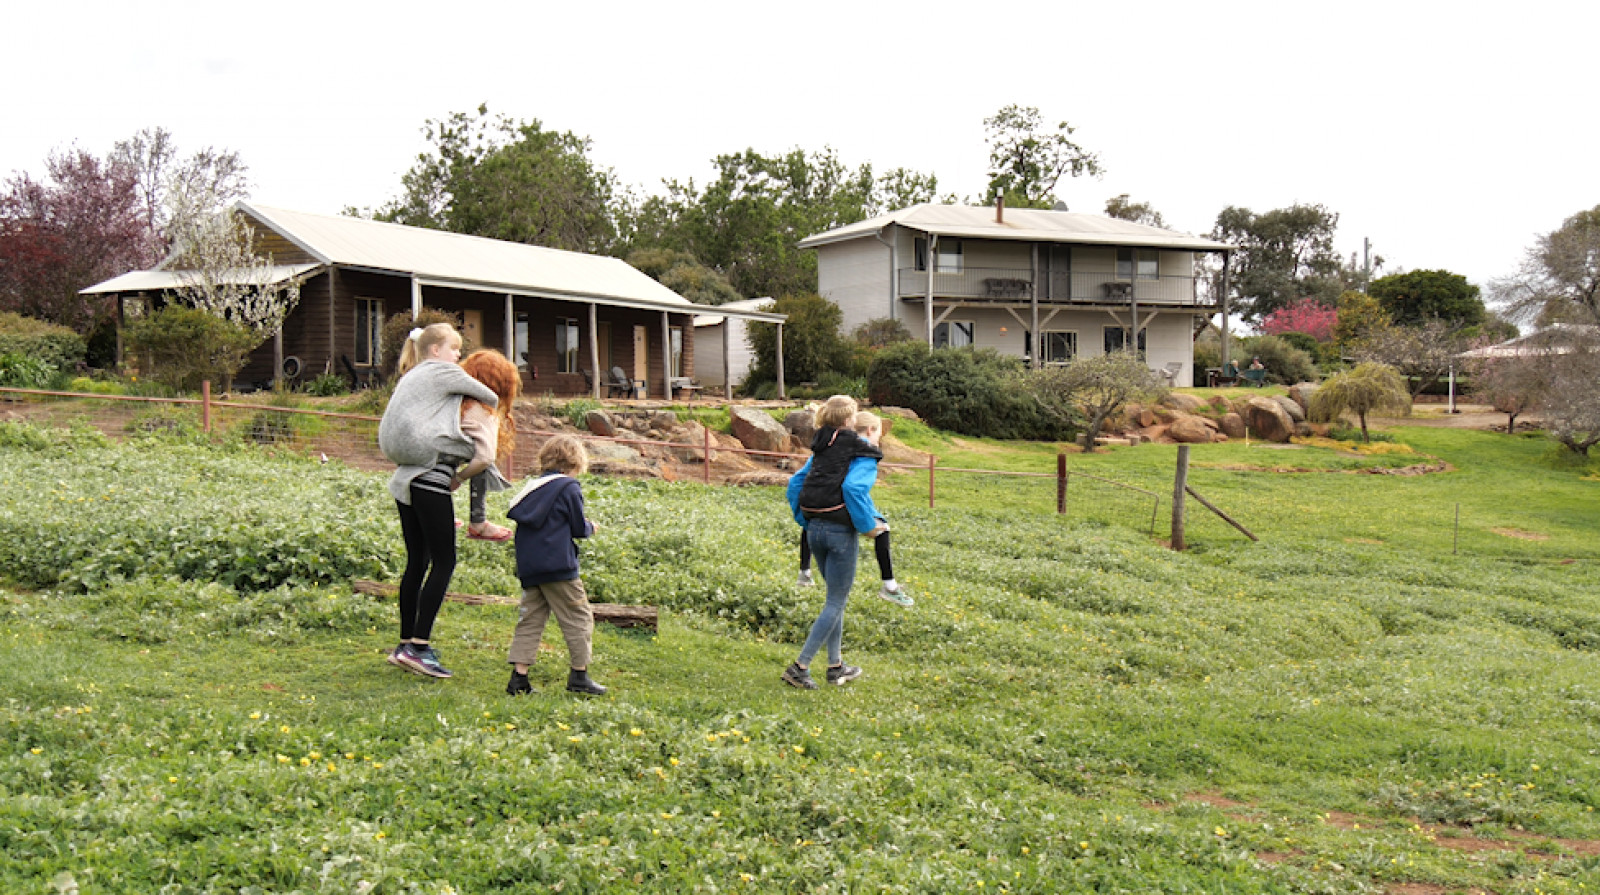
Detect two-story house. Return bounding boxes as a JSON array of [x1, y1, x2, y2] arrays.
[[798, 202, 1234, 387]]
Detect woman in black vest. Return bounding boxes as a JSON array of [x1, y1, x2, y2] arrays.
[[782, 395, 880, 689]]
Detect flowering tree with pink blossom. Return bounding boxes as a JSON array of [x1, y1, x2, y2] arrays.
[[1260, 299, 1337, 342]]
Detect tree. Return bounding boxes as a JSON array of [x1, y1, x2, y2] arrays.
[[745, 293, 852, 385], [1333, 290, 1390, 350], [1349, 319, 1471, 398], [1103, 194, 1166, 228], [1493, 205, 1600, 328], [1039, 350, 1163, 452], [851, 317, 912, 348], [626, 248, 742, 306], [125, 305, 259, 392], [1260, 298, 1337, 342], [1308, 362, 1410, 442], [1368, 269, 1486, 327], [1210, 204, 1344, 322], [1538, 339, 1600, 456], [1466, 342, 1547, 433], [165, 195, 301, 339], [110, 127, 249, 250], [374, 105, 620, 254], [0, 147, 161, 332], [983, 105, 1102, 210]]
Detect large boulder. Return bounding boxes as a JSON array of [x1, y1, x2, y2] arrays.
[[1273, 395, 1307, 423], [1161, 393, 1206, 413], [1167, 414, 1215, 444], [784, 409, 817, 445], [1287, 382, 1319, 412], [1242, 396, 1295, 442], [730, 406, 791, 454], [1219, 412, 1247, 439], [585, 409, 616, 437]]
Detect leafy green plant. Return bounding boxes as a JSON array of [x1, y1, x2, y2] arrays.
[[124, 305, 261, 392], [0, 352, 57, 388], [867, 341, 1072, 440], [303, 372, 351, 396], [0, 311, 86, 370], [563, 396, 602, 428]]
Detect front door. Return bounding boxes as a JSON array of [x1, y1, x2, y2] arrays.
[[460, 310, 483, 350], [632, 325, 648, 395]]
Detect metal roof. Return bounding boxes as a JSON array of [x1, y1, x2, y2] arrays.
[[239, 203, 696, 308], [797, 203, 1235, 253], [80, 264, 319, 294], [693, 297, 778, 328]]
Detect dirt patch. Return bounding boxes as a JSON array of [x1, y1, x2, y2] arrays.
[[1323, 811, 1377, 830], [1185, 790, 1252, 810], [1490, 527, 1550, 541]]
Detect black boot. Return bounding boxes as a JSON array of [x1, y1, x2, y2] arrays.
[[566, 668, 606, 696], [506, 671, 533, 696]]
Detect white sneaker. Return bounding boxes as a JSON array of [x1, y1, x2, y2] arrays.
[[797, 570, 814, 587], [878, 584, 913, 607]]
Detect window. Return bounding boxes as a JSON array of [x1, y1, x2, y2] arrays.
[[1042, 331, 1077, 365], [933, 320, 974, 348], [555, 317, 580, 374], [1116, 248, 1159, 280], [1103, 326, 1147, 357], [914, 237, 963, 273], [514, 311, 530, 369], [354, 298, 382, 365], [669, 326, 685, 378]]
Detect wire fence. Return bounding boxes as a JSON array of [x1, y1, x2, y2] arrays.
[[1, 385, 1163, 525]]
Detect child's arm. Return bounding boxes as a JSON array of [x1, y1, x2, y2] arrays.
[[842, 457, 882, 535], [565, 482, 596, 540], [786, 458, 814, 527], [432, 363, 499, 408], [455, 403, 499, 483]]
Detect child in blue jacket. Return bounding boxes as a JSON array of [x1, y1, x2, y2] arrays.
[[504, 434, 605, 696]]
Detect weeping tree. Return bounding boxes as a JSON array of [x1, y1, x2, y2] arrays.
[[1308, 362, 1410, 442]]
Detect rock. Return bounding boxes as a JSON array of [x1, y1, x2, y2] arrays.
[[1168, 415, 1215, 444], [585, 439, 644, 464], [1131, 405, 1156, 428], [667, 421, 713, 463], [647, 410, 678, 430], [1219, 412, 1247, 439], [1161, 393, 1206, 413], [1273, 395, 1307, 423], [585, 409, 616, 437], [729, 406, 790, 454], [784, 409, 816, 445], [877, 406, 919, 421], [1209, 395, 1232, 412], [1242, 396, 1295, 442], [1288, 382, 1319, 411]]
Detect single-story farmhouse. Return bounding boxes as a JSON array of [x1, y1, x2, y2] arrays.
[[83, 203, 787, 398], [692, 297, 774, 390], [798, 202, 1235, 386]]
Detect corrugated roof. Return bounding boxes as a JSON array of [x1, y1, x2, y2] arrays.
[[241, 203, 694, 307], [80, 264, 319, 294], [797, 203, 1234, 252], [693, 297, 778, 327]]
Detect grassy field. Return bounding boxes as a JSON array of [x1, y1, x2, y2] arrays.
[[2, 416, 1598, 894]]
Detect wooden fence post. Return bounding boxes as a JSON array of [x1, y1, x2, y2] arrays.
[[703, 423, 711, 485], [1057, 453, 1068, 514], [202, 380, 212, 434], [1172, 444, 1190, 551], [928, 452, 936, 509]]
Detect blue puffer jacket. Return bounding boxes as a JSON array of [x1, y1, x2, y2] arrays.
[[507, 474, 593, 587]]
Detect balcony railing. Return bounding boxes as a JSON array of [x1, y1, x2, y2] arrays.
[[897, 267, 1199, 304]]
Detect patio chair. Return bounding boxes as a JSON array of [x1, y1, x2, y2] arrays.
[[606, 366, 641, 399], [1158, 362, 1183, 386], [1242, 367, 1268, 387]]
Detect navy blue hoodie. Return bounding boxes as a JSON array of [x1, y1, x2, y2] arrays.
[[506, 474, 593, 587]]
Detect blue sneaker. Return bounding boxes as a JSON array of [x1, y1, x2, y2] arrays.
[[396, 643, 452, 679], [878, 583, 914, 608]]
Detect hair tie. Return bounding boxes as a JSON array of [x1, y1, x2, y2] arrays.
[[408, 327, 424, 342]]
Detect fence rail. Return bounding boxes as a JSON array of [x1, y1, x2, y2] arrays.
[[2, 385, 1160, 525]]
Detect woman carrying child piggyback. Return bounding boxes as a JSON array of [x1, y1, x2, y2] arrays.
[[376, 323, 498, 679]]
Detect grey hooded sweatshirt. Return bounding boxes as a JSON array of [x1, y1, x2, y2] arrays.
[[378, 360, 498, 504]]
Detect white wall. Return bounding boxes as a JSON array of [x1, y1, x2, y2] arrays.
[[815, 239, 892, 335]]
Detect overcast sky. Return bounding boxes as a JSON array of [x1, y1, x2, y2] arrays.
[[6, 0, 1595, 296]]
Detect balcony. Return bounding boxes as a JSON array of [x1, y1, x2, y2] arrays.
[[897, 267, 1199, 304]]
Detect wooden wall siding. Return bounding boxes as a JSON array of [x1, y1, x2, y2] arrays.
[[239, 266, 698, 395], [244, 220, 319, 265]]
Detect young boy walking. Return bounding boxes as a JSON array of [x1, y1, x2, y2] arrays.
[[504, 434, 606, 697], [796, 410, 912, 607]]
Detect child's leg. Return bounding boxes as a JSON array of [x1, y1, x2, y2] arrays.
[[873, 529, 894, 582], [798, 529, 812, 571], [469, 474, 488, 525], [508, 585, 553, 674], [544, 578, 596, 670], [407, 486, 458, 642], [394, 500, 427, 642]]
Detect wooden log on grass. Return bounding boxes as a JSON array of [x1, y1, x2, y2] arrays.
[[1182, 486, 1259, 542], [351, 579, 658, 629]]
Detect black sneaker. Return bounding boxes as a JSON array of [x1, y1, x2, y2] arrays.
[[825, 663, 862, 685], [506, 671, 533, 696], [385, 643, 406, 667], [396, 643, 452, 679], [566, 669, 607, 696], [782, 662, 818, 690]]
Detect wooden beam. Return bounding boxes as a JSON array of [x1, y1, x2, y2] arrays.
[[1183, 486, 1258, 542], [352, 579, 659, 629]]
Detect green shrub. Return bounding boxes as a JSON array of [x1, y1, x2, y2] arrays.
[[564, 396, 602, 428], [0, 312, 87, 371], [1236, 334, 1319, 384], [867, 342, 1073, 440], [1276, 331, 1320, 356], [0, 352, 57, 388], [303, 372, 350, 396], [66, 376, 126, 396], [124, 306, 262, 392]]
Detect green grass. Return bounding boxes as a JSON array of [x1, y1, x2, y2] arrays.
[[2, 419, 1599, 893]]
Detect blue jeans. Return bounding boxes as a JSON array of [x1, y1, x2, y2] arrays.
[[797, 519, 858, 667]]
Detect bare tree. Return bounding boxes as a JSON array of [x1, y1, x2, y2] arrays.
[[111, 128, 249, 251], [1493, 205, 1600, 328], [1349, 319, 1470, 398], [1530, 329, 1600, 456], [1465, 342, 1548, 433]]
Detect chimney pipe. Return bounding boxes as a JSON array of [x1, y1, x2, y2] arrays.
[[995, 191, 1004, 224]]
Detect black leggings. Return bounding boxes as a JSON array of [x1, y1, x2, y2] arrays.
[[396, 487, 457, 642], [800, 527, 893, 581]]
